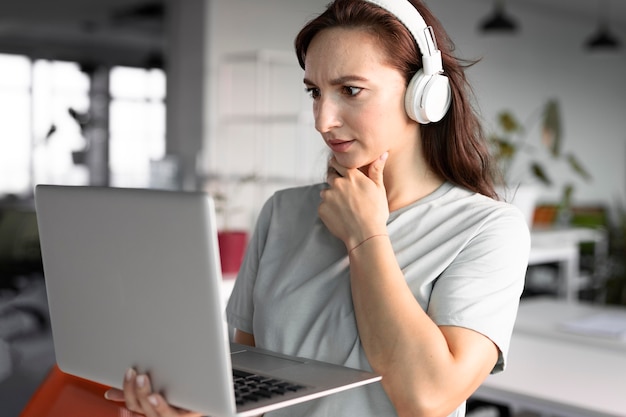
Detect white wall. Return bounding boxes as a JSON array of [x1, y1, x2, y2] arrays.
[[203, 0, 329, 230], [202, 0, 626, 228]]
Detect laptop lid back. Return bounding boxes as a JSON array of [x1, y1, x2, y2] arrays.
[[35, 185, 236, 416]]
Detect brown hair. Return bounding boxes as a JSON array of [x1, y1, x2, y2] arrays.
[[294, 0, 497, 198]]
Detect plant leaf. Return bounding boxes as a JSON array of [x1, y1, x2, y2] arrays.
[[498, 111, 521, 134], [566, 153, 591, 181], [530, 162, 551, 186], [560, 184, 574, 208], [542, 100, 562, 157], [491, 137, 516, 159]]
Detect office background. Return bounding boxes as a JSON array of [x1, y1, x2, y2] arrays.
[[0, 0, 625, 227]]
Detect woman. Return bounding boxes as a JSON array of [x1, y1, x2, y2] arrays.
[[106, 0, 530, 416]]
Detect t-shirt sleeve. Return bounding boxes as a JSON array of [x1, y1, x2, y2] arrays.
[[427, 205, 530, 373]]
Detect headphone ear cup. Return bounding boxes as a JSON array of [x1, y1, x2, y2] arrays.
[[404, 70, 451, 124]]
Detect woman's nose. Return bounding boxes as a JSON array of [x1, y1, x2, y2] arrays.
[[314, 97, 342, 133]]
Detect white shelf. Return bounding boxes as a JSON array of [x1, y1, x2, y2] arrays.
[[206, 50, 326, 231]]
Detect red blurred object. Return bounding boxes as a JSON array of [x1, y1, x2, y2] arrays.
[[218, 231, 248, 274]]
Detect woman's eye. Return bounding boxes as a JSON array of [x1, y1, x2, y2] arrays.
[[305, 87, 320, 99], [343, 86, 362, 96]]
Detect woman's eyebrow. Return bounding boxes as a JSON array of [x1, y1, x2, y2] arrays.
[[303, 75, 369, 86]]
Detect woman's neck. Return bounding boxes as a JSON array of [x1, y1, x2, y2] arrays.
[[383, 151, 444, 212]]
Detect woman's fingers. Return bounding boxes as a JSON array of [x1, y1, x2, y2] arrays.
[[325, 160, 343, 184], [108, 368, 201, 417], [134, 374, 159, 417], [121, 368, 141, 413], [119, 368, 157, 416], [104, 387, 125, 402]]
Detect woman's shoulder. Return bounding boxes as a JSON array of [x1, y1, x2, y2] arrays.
[[450, 185, 531, 247], [430, 184, 531, 258], [267, 183, 325, 208], [407, 182, 529, 239], [256, 183, 325, 224], [443, 183, 527, 219]]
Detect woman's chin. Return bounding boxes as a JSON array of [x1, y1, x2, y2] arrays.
[[333, 154, 370, 170]]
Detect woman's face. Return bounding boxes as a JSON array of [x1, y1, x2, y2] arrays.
[[304, 27, 419, 170]]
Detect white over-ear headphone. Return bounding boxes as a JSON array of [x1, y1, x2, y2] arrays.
[[363, 0, 452, 124]]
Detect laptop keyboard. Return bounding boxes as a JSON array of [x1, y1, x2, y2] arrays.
[[233, 369, 307, 406]]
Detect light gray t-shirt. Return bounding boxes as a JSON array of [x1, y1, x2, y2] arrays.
[[226, 181, 530, 417]]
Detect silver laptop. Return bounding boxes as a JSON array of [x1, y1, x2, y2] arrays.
[[34, 184, 381, 417]]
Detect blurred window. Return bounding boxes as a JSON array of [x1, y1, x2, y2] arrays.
[[31, 60, 91, 188], [109, 66, 166, 188], [0, 55, 166, 196], [0, 54, 34, 195]]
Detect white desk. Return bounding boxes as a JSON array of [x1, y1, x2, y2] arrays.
[[528, 227, 607, 302], [474, 298, 626, 417]]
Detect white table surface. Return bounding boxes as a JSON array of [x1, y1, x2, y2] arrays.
[[475, 298, 626, 417]]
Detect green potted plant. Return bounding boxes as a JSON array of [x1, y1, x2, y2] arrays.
[[489, 99, 591, 225], [604, 200, 626, 305]]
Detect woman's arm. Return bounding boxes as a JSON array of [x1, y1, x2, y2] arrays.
[[348, 236, 498, 417], [319, 156, 501, 417], [234, 329, 256, 346]]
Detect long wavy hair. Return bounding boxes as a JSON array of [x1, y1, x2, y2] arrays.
[[294, 0, 497, 199]]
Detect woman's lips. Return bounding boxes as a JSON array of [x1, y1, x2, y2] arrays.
[[327, 139, 355, 153]]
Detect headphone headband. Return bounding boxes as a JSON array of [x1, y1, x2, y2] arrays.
[[363, 0, 443, 75], [360, 0, 451, 123]]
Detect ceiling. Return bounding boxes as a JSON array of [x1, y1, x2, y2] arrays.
[[475, 0, 626, 46], [0, 0, 165, 67], [504, 0, 626, 25], [0, 0, 623, 67]]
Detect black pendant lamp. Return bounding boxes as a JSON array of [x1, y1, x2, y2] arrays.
[[585, 0, 621, 51], [479, 0, 519, 33]]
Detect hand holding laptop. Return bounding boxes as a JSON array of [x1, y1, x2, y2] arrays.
[[104, 368, 202, 417]]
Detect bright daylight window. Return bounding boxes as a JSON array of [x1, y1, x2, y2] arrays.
[[0, 55, 90, 196], [0, 54, 34, 195], [0, 55, 166, 197], [109, 66, 166, 188], [31, 60, 91, 188]]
